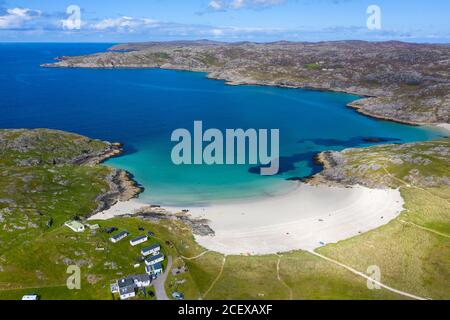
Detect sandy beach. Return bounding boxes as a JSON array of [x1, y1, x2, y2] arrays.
[[89, 198, 149, 220], [90, 183, 404, 255], [436, 123, 450, 134]]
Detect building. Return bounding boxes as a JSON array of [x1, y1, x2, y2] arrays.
[[87, 224, 100, 230], [115, 274, 152, 300], [64, 221, 85, 233], [132, 274, 151, 287], [117, 277, 136, 300], [145, 262, 163, 277], [141, 243, 161, 256], [22, 294, 39, 301], [145, 253, 164, 266], [130, 235, 148, 246], [109, 231, 129, 243], [104, 227, 118, 234]]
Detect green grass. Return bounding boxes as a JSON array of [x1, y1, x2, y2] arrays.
[[304, 63, 320, 70], [201, 253, 402, 300], [0, 218, 199, 300], [317, 204, 450, 299]]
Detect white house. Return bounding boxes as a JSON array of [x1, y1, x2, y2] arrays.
[[87, 224, 100, 230], [141, 243, 161, 256], [109, 231, 129, 243], [132, 274, 151, 287], [130, 235, 148, 246], [145, 253, 164, 266], [116, 274, 152, 300], [145, 262, 163, 277], [64, 221, 85, 233], [117, 277, 136, 300]]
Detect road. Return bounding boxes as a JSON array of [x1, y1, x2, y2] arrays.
[[153, 255, 172, 301]]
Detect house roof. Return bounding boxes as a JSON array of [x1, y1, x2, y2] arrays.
[[132, 274, 151, 282], [131, 235, 147, 242], [118, 277, 135, 288], [153, 263, 163, 270], [119, 285, 135, 296], [112, 231, 129, 240], [145, 253, 164, 263], [65, 220, 84, 229], [145, 262, 163, 272], [141, 243, 160, 252]]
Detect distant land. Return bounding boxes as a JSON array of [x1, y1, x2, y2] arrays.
[[44, 40, 450, 125]]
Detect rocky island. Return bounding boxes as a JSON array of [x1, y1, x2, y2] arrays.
[[44, 40, 450, 125]]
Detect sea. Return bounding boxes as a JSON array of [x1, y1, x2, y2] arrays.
[[0, 43, 444, 205]]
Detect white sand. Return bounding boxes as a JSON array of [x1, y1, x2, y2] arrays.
[[180, 184, 404, 255], [436, 123, 450, 134], [90, 183, 404, 256], [89, 198, 148, 220]]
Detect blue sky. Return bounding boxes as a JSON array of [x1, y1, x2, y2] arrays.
[[0, 0, 449, 42]]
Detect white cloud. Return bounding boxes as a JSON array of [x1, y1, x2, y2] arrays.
[[210, 28, 225, 36], [93, 16, 159, 31], [208, 1, 223, 10], [0, 7, 41, 29], [208, 0, 284, 11]]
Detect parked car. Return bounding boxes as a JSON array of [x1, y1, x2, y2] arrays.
[[172, 292, 184, 300], [104, 227, 118, 234]]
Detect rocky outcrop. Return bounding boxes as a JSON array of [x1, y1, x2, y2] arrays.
[[93, 169, 143, 214], [0, 128, 143, 216], [130, 209, 215, 237], [309, 139, 450, 189]]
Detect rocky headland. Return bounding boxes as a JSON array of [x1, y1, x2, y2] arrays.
[[43, 40, 450, 125], [0, 129, 142, 218], [309, 139, 450, 188]]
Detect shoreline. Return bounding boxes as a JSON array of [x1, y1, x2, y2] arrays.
[[88, 142, 144, 216], [48, 45, 445, 255], [89, 183, 404, 255], [43, 59, 448, 127]]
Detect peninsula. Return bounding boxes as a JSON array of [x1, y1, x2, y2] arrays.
[[44, 40, 450, 125]]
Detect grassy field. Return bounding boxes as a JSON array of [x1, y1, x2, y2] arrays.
[[0, 218, 198, 300], [0, 216, 404, 300]]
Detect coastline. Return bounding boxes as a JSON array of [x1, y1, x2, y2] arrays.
[[435, 123, 450, 134], [90, 182, 405, 255], [89, 142, 144, 215], [42, 50, 449, 127], [42, 44, 447, 255]]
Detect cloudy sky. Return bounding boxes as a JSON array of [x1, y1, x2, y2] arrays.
[[0, 0, 449, 42]]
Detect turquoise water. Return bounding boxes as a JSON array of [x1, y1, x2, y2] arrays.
[[0, 43, 444, 205]]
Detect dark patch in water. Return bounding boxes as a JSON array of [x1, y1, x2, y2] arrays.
[[122, 144, 139, 156], [297, 136, 401, 148], [249, 136, 402, 178], [248, 151, 322, 176]]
